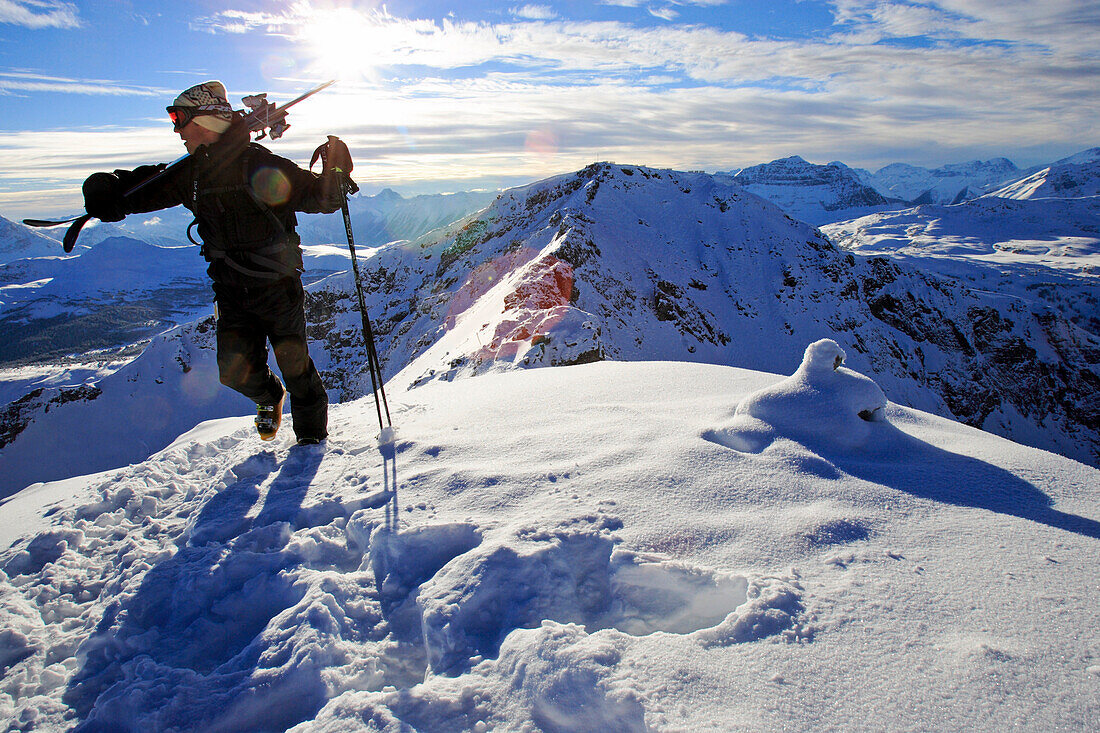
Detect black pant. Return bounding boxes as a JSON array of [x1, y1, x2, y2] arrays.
[[214, 277, 328, 441]]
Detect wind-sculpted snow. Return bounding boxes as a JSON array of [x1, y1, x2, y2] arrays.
[[704, 345, 1100, 541], [706, 339, 887, 454], [2, 360, 1097, 731]]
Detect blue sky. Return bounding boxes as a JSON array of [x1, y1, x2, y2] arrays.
[[1, 0, 1096, 216]]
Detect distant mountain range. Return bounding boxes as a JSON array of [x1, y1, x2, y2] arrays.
[[2, 151, 1097, 494], [857, 157, 1023, 204], [723, 147, 1100, 224], [26, 187, 499, 252], [0, 188, 498, 367]]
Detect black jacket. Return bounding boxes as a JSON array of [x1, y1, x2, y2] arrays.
[[100, 130, 344, 287]]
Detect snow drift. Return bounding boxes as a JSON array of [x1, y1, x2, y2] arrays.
[[2, 356, 1097, 731]]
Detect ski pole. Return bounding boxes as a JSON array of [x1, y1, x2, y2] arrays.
[[314, 136, 391, 432], [342, 182, 392, 432]]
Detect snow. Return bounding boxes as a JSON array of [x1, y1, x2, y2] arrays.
[[2, 149, 1100, 729], [2, 355, 1098, 731], [985, 151, 1100, 200], [858, 158, 1023, 205], [0, 217, 68, 266], [725, 156, 898, 225], [710, 339, 887, 453], [4, 159, 1099, 495]]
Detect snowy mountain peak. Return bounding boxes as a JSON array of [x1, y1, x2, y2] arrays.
[[938, 158, 1018, 177], [370, 161, 832, 389], [1054, 146, 1100, 166], [724, 155, 894, 225], [986, 148, 1100, 199], [0, 215, 69, 265]]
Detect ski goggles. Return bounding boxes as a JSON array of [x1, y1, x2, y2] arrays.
[[167, 104, 232, 131]]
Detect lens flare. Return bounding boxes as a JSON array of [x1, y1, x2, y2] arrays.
[[251, 166, 292, 206], [525, 127, 559, 157]]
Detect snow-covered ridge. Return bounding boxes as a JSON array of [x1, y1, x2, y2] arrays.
[[0, 216, 64, 265], [984, 147, 1100, 200], [2, 160, 1099, 496], [331, 162, 1097, 465]]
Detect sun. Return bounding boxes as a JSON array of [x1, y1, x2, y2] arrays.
[[297, 6, 386, 82]]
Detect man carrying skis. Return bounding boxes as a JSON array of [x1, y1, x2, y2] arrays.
[[81, 81, 357, 445]]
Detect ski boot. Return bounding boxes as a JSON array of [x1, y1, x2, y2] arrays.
[[255, 387, 286, 441]]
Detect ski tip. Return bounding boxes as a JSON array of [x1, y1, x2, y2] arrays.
[[62, 214, 92, 253], [22, 217, 77, 228]]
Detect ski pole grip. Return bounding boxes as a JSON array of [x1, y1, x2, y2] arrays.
[[311, 135, 353, 174]]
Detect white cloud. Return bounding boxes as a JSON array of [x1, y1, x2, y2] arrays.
[[0, 71, 167, 97], [511, 5, 557, 20], [827, 0, 1100, 51], [4, 0, 1095, 214], [0, 126, 181, 215], [0, 0, 80, 29]]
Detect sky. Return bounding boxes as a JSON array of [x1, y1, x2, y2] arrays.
[[0, 0, 1097, 217]]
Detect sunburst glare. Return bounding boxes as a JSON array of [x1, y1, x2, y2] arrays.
[[297, 5, 386, 82]]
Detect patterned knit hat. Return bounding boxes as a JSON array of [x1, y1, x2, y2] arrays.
[[172, 81, 234, 134]]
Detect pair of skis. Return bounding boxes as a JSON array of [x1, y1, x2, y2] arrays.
[[22, 80, 335, 252]]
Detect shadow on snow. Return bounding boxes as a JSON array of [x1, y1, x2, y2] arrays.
[[64, 446, 325, 732]]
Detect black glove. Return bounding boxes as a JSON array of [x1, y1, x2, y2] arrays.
[[82, 172, 127, 222], [311, 135, 359, 196]]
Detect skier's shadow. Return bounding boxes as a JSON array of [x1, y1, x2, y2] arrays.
[[64, 447, 326, 731], [825, 422, 1100, 540]]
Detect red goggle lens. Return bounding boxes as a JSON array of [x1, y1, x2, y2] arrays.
[[167, 107, 195, 130]]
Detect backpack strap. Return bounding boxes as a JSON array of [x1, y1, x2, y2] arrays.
[[191, 146, 302, 280]]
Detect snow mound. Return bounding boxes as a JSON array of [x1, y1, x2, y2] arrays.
[[706, 339, 887, 453]]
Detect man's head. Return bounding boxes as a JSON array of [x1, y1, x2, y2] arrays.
[[168, 81, 234, 153]]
